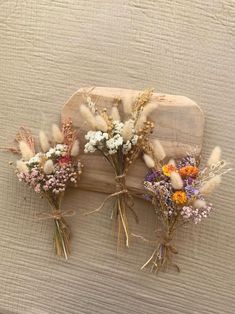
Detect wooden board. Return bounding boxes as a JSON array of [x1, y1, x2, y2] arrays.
[[61, 87, 204, 195]]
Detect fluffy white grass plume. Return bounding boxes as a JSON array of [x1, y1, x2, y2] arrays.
[[39, 131, 50, 152], [52, 124, 64, 143], [207, 146, 221, 167], [193, 199, 206, 209], [142, 102, 158, 117], [152, 139, 166, 161], [168, 159, 176, 166], [80, 104, 96, 129], [122, 119, 133, 141], [170, 171, 184, 190], [111, 107, 120, 121], [16, 160, 29, 173], [200, 175, 221, 195], [95, 115, 108, 132], [143, 154, 155, 168], [70, 140, 79, 156], [43, 159, 55, 174], [19, 141, 34, 160], [122, 95, 133, 115], [135, 113, 146, 132]]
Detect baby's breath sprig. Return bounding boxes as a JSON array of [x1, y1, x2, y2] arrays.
[[81, 89, 157, 248]]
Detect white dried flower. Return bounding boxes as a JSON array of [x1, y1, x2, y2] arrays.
[[207, 146, 221, 167], [19, 141, 34, 160], [135, 113, 146, 132], [143, 154, 155, 168], [170, 171, 183, 190], [43, 159, 55, 174], [193, 199, 206, 209], [95, 115, 108, 132], [142, 102, 158, 117], [39, 131, 50, 152], [200, 175, 221, 195], [111, 107, 120, 121], [52, 124, 64, 143], [70, 140, 79, 156], [152, 139, 166, 161], [122, 119, 134, 142], [16, 160, 29, 173], [168, 159, 176, 166], [80, 104, 96, 129]]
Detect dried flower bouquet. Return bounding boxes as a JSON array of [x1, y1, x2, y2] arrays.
[[80, 89, 157, 247], [142, 146, 231, 273], [11, 120, 82, 259]]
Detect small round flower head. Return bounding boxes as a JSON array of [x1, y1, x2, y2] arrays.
[[200, 175, 221, 195], [70, 140, 79, 157], [207, 146, 221, 167], [39, 131, 50, 152], [143, 154, 155, 168], [172, 191, 187, 205], [52, 124, 64, 143], [19, 141, 34, 160]]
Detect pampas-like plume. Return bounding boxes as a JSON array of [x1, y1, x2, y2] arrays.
[[200, 175, 221, 195], [16, 160, 29, 173], [143, 154, 155, 168], [52, 124, 64, 143], [135, 113, 146, 132], [207, 146, 221, 167], [111, 107, 120, 121], [122, 119, 133, 142], [43, 159, 55, 174], [170, 171, 184, 190], [70, 140, 79, 157], [142, 102, 158, 117], [19, 141, 34, 160], [152, 139, 166, 161], [193, 199, 206, 209], [95, 115, 108, 132], [39, 131, 50, 152], [122, 95, 134, 115], [80, 104, 96, 129], [168, 159, 176, 166]]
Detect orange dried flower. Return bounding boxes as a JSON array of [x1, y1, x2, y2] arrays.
[[172, 191, 187, 205], [162, 164, 176, 177], [179, 165, 199, 178]]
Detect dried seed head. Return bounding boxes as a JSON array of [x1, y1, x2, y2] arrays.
[[122, 119, 133, 142], [70, 140, 79, 156], [16, 160, 29, 173], [142, 102, 158, 117], [200, 175, 221, 195], [168, 159, 176, 167], [19, 141, 34, 160], [143, 154, 155, 168], [193, 199, 206, 209], [152, 139, 166, 161], [52, 124, 64, 143], [80, 104, 97, 129], [122, 95, 134, 115], [170, 171, 184, 190], [43, 159, 55, 174], [39, 131, 50, 152], [135, 113, 147, 132], [207, 146, 221, 167], [111, 107, 120, 121], [95, 115, 108, 132]]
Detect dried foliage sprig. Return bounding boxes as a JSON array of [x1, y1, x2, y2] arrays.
[[11, 120, 83, 259], [141, 145, 231, 273], [81, 89, 157, 247]]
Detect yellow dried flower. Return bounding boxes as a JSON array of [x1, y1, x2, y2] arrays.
[[172, 191, 187, 205], [162, 164, 176, 177]]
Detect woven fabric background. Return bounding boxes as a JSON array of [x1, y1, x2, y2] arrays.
[[0, 1, 234, 313]]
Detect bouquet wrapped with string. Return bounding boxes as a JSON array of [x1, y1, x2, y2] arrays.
[[80, 89, 157, 247], [10, 120, 83, 259], [141, 145, 231, 273]]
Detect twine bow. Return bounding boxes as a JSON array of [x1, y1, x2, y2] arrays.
[[35, 209, 76, 220]]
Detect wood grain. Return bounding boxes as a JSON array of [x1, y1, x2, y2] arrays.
[[62, 87, 204, 195], [0, 1, 235, 314]]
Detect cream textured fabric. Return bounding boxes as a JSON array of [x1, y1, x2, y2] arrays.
[[0, 1, 235, 313]]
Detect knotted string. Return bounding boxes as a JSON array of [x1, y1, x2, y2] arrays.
[[85, 174, 133, 215], [35, 209, 76, 220]]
